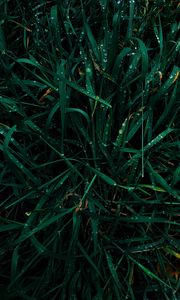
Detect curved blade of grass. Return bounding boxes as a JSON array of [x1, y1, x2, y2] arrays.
[[144, 128, 174, 151], [88, 166, 117, 186], [112, 47, 131, 80], [84, 22, 100, 62], [104, 249, 121, 289], [128, 255, 172, 289], [151, 66, 179, 105], [77, 241, 103, 279], [147, 161, 179, 199], [66, 108, 90, 124], [16, 208, 74, 244], [135, 38, 149, 79]]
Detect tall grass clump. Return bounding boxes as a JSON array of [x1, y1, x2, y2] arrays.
[[0, 0, 179, 299]]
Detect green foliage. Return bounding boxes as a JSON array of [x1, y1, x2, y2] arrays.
[[0, 0, 179, 299]]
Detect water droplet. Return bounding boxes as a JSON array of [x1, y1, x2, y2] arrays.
[[86, 67, 91, 73]]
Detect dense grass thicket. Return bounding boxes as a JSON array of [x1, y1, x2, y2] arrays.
[[0, 0, 180, 299]]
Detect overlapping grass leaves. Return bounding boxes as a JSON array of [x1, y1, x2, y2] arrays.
[[0, 0, 179, 299]]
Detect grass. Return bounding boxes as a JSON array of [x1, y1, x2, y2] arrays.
[[0, 0, 180, 299]]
